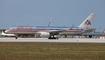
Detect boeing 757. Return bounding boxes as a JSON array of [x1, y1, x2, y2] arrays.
[[5, 13, 96, 39]]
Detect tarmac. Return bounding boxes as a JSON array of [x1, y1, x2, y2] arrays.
[[0, 38, 105, 43]]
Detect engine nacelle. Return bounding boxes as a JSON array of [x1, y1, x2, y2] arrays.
[[36, 32, 50, 38]]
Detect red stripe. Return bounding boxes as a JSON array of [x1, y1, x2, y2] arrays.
[[7, 30, 82, 33]]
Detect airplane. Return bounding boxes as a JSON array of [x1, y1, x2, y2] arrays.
[[1, 31, 15, 37], [5, 13, 96, 39]]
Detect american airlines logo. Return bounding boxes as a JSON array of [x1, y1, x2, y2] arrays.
[[84, 20, 91, 25]]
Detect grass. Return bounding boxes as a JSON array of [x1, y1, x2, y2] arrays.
[[0, 43, 105, 60]]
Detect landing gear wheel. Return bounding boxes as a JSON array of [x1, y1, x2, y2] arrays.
[[15, 36, 17, 39]]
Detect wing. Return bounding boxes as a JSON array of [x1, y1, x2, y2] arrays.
[[49, 30, 66, 35], [83, 28, 96, 33], [49, 24, 75, 35]]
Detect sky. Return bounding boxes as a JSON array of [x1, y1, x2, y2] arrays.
[[0, 0, 105, 31]]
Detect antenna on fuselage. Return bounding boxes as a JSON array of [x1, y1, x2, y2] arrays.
[[48, 17, 52, 27]]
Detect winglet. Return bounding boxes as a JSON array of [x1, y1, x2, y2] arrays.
[[70, 24, 74, 30], [48, 17, 52, 27]]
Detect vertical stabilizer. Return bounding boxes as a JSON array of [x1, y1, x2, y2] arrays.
[[78, 13, 96, 29], [1, 31, 5, 35]]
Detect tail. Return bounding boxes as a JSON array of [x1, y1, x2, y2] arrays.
[[78, 13, 96, 29], [1, 31, 6, 35], [1, 31, 5, 35]]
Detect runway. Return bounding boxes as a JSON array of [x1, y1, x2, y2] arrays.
[[0, 38, 105, 43]]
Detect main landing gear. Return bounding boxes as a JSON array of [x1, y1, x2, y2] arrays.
[[48, 35, 59, 39], [15, 36, 18, 39], [15, 34, 18, 39]]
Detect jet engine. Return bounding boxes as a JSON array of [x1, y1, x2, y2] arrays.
[[36, 32, 50, 38]]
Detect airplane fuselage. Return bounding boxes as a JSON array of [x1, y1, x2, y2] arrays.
[[5, 26, 84, 34]]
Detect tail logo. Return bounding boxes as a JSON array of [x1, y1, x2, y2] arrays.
[[84, 20, 91, 25]]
